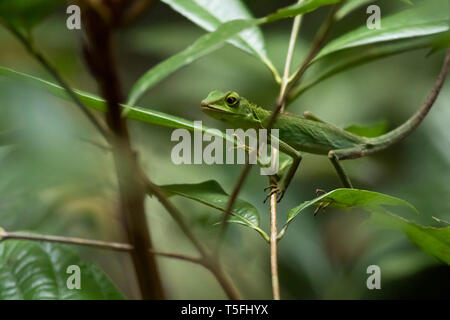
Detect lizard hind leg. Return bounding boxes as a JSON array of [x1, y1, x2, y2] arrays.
[[327, 147, 364, 189]]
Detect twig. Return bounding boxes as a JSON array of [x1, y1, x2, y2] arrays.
[[216, 163, 253, 249], [286, 4, 340, 106], [269, 190, 280, 300], [82, 5, 164, 299], [258, 6, 339, 300], [142, 174, 242, 300], [268, 14, 302, 301], [264, 6, 340, 300], [0, 230, 132, 251], [279, 14, 302, 105], [6, 15, 166, 299], [5, 23, 109, 141], [121, 0, 155, 26], [216, 12, 304, 254], [142, 176, 208, 258], [0, 229, 204, 265], [148, 249, 204, 266]]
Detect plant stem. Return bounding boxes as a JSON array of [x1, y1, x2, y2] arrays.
[[0, 229, 203, 265], [82, 5, 164, 299], [5, 24, 109, 141], [142, 175, 242, 300], [216, 163, 253, 250], [6, 14, 165, 299], [268, 14, 302, 301], [214, 11, 304, 298], [143, 177, 208, 258], [215, 16, 303, 252], [148, 249, 203, 265], [279, 14, 302, 104], [286, 4, 340, 106], [270, 190, 280, 300], [0, 230, 132, 251], [121, 0, 155, 26]]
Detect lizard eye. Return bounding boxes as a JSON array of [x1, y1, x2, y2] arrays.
[[225, 93, 240, 107], [226, 97, 237, 104]]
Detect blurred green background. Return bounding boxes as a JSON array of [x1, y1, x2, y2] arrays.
[[0, 0, 449, 299]]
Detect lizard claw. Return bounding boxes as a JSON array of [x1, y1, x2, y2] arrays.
[[313, 188, 331, 216], [264, 184, 286, 203], [264, 184, 277, 192]]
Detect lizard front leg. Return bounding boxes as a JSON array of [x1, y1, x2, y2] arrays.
[[264, 139, 302, 203]]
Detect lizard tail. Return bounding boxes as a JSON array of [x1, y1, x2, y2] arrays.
[[368, 50, 450, 152]]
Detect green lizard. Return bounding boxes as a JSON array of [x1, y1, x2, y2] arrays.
[[201, 51, 450, 202]]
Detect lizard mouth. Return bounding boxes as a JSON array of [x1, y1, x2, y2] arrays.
[[201, 104, 227, 113]]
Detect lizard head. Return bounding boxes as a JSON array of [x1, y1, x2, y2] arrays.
[[201, 90, 258, 128]]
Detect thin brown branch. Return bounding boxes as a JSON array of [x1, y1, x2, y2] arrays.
[[279, 14, 303, 106], [0, 230, 132, 251], [203, 258, 242, 300], [268, 15, 302, 300], [286, 4, 340, 106], [5, 23, 109, 141], [121, 0, 155, 26], [0, 229, 204, 265], [148, 249, 204, 266], [215, 13, 302, 255], [82, 4, 164, 299], [269, 191, 280, 300], [216, 163, 253, 249], [143, 176, 208, 258], [142, 174, 242, 300]]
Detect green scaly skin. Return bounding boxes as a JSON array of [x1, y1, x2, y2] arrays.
[[202, 90, 368, 155], [201, 51, 450, 201]]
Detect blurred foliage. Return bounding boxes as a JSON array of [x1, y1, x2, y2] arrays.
[[0, 240, 124, 299], [0, 0, 449, 299]]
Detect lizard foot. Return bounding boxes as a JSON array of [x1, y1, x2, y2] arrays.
[[313, 188, 330, 216], [264, 184, 285, 203]]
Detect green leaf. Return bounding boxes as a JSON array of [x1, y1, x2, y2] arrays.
[[0, 66, 236, 144], [427, 30, 450, 54], [288, 33, 448, 100], [265, 0, 343, 22], [127, 18, 261, 106], [0, 0, 64, 34], [161, 0, 268, 61], [159, 180, 268, 241], [279, 188, 450, 264], [336, 0, 375, 19], [336, 0, 413, 20], [127, 0, 344, 105], [0, 239, 124, 299], [280, 188, 418, 237], [0, 66, 288, 173], [370, 209, 450, 265], [316, 0, 450, 60], [345, 120, 388, 138]]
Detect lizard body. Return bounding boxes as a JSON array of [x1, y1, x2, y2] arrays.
[[200, 51, 450, 200]]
